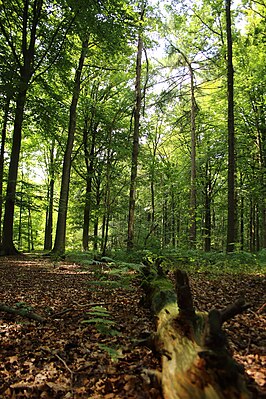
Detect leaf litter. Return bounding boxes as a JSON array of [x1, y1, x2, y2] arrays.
[[0, 256, 265, 398]]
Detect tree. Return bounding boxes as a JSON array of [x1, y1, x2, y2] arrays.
[[127, 7, 145, 251], [52, 39, 88, 255], [226, 0, 236, 252], [0, 0, 73, 255], [44, 139, 55, 251]]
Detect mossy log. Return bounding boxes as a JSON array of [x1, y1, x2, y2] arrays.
[[0, 303, 45, 323], [142, 260, 251, 399]]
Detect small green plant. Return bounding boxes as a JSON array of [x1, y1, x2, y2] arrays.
[[81, 306, 119, 336], [98, 344, 124, 362]]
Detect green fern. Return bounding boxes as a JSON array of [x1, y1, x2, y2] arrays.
[[81, 306, 119, 336], [98, 344, 124, 362]]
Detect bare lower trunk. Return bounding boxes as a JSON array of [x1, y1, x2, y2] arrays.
[[52, 39, 88, 255], [1, 90, 27, 255], [226, 0, 236, 253], [127, 16, 144, 251], [44, 141, 55, 250], [0, 96, 11, 242]]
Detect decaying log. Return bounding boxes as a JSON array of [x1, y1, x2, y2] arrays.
[[0, 303, 45, 323], [141, 260, 251, 399]]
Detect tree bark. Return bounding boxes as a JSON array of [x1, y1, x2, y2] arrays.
[[1, 89, 27, 255], [189, 64, 197, 247], [204, 160, 212, 252], [44, 140, 55, 250], [0, 96, 11, 242], [127, 13, 144, 251], [52, 39, 88, 255], [141, 259, 251, 399], [174, 47, 197, 247], [0, 0, 43, 255], [82, 119, 96, 251], [226, 0, 236, 253]]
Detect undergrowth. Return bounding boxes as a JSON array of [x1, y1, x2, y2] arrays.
[[65, 248, 266, 278]]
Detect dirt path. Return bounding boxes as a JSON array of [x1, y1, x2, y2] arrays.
[[0, 256, 265, 398]]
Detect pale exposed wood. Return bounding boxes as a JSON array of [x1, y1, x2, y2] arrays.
[[142, 261, 251, 399]]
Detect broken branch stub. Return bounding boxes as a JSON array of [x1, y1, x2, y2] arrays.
[[142, 263, 251, 399]]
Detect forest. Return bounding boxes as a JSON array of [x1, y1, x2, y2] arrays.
[[0, 0, 265, 398], [0, 0, 266, 256]]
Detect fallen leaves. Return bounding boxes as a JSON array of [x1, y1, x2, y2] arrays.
[[0, 256, 265, 398]]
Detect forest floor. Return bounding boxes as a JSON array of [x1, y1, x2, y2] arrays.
[[0, 256, 265, 399]]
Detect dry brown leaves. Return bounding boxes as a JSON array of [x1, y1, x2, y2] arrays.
[[0, 256, 265, 398]]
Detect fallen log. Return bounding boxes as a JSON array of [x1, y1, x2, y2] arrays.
[[141, 259, 251, 399], [0, 303, 45, 323]]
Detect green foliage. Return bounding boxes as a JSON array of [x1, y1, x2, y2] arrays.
[[98, 344, 124, 363], [152, 249, 265, 275], [1, 0, 266, 257], [81, 306, 119, 336], [66, 251, 95, 264]]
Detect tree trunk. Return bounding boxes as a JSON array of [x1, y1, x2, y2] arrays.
[[82, 113, 97, 251], [1, 89, 27, 255], [93, 177, 101, 252], [226, 0, 236, 253], [0, 96, 11, 242], [18, 178, 24, 251], [44, 140, 55, 251], [204, 160, 212, 252], [127, 12, 144, 251], [52, 39, 88, 255], [0, 0, 43, 255], [189, 64, 197, 247], [142, 260, 251, 399], [171, 186, 176, 247], [174, 47, 197, 247]]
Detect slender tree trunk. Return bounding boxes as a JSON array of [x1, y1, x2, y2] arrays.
[[262, 206, 266, 248], [1, 89, 27, 254], [93, 178, 101, 252], [249, 199, 255, 252], [101, 213, 106, 254], [0, 0, 43, 255], [127, 22, 144, 251], [82, 120, 96, 251], [44, 140, 55, 250], [52, 39, 88, 255], [102, 127, 113, 256], [240, 196, 244, 251], [204, 160, 212, 252], [29, 206, 34, 251], [163, 198, 169, 246], [239, 172, 244, 251], [18, 179, 24, 251], [256, 204, 260, 251], [257, 112, 266, 248], [175, 47, 197, 247], [189, 65, 197, 247], [0, 96, 11, 242], [226, 0, 236, 252], [171, 186, 176, 247]]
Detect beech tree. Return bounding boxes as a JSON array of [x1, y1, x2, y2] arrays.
[[0, 0, 265, 254], [0, 0, 73, 255], [51, 38, 88, 255], [127, 5, 145, 251], [226, 0, 236, 252]]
